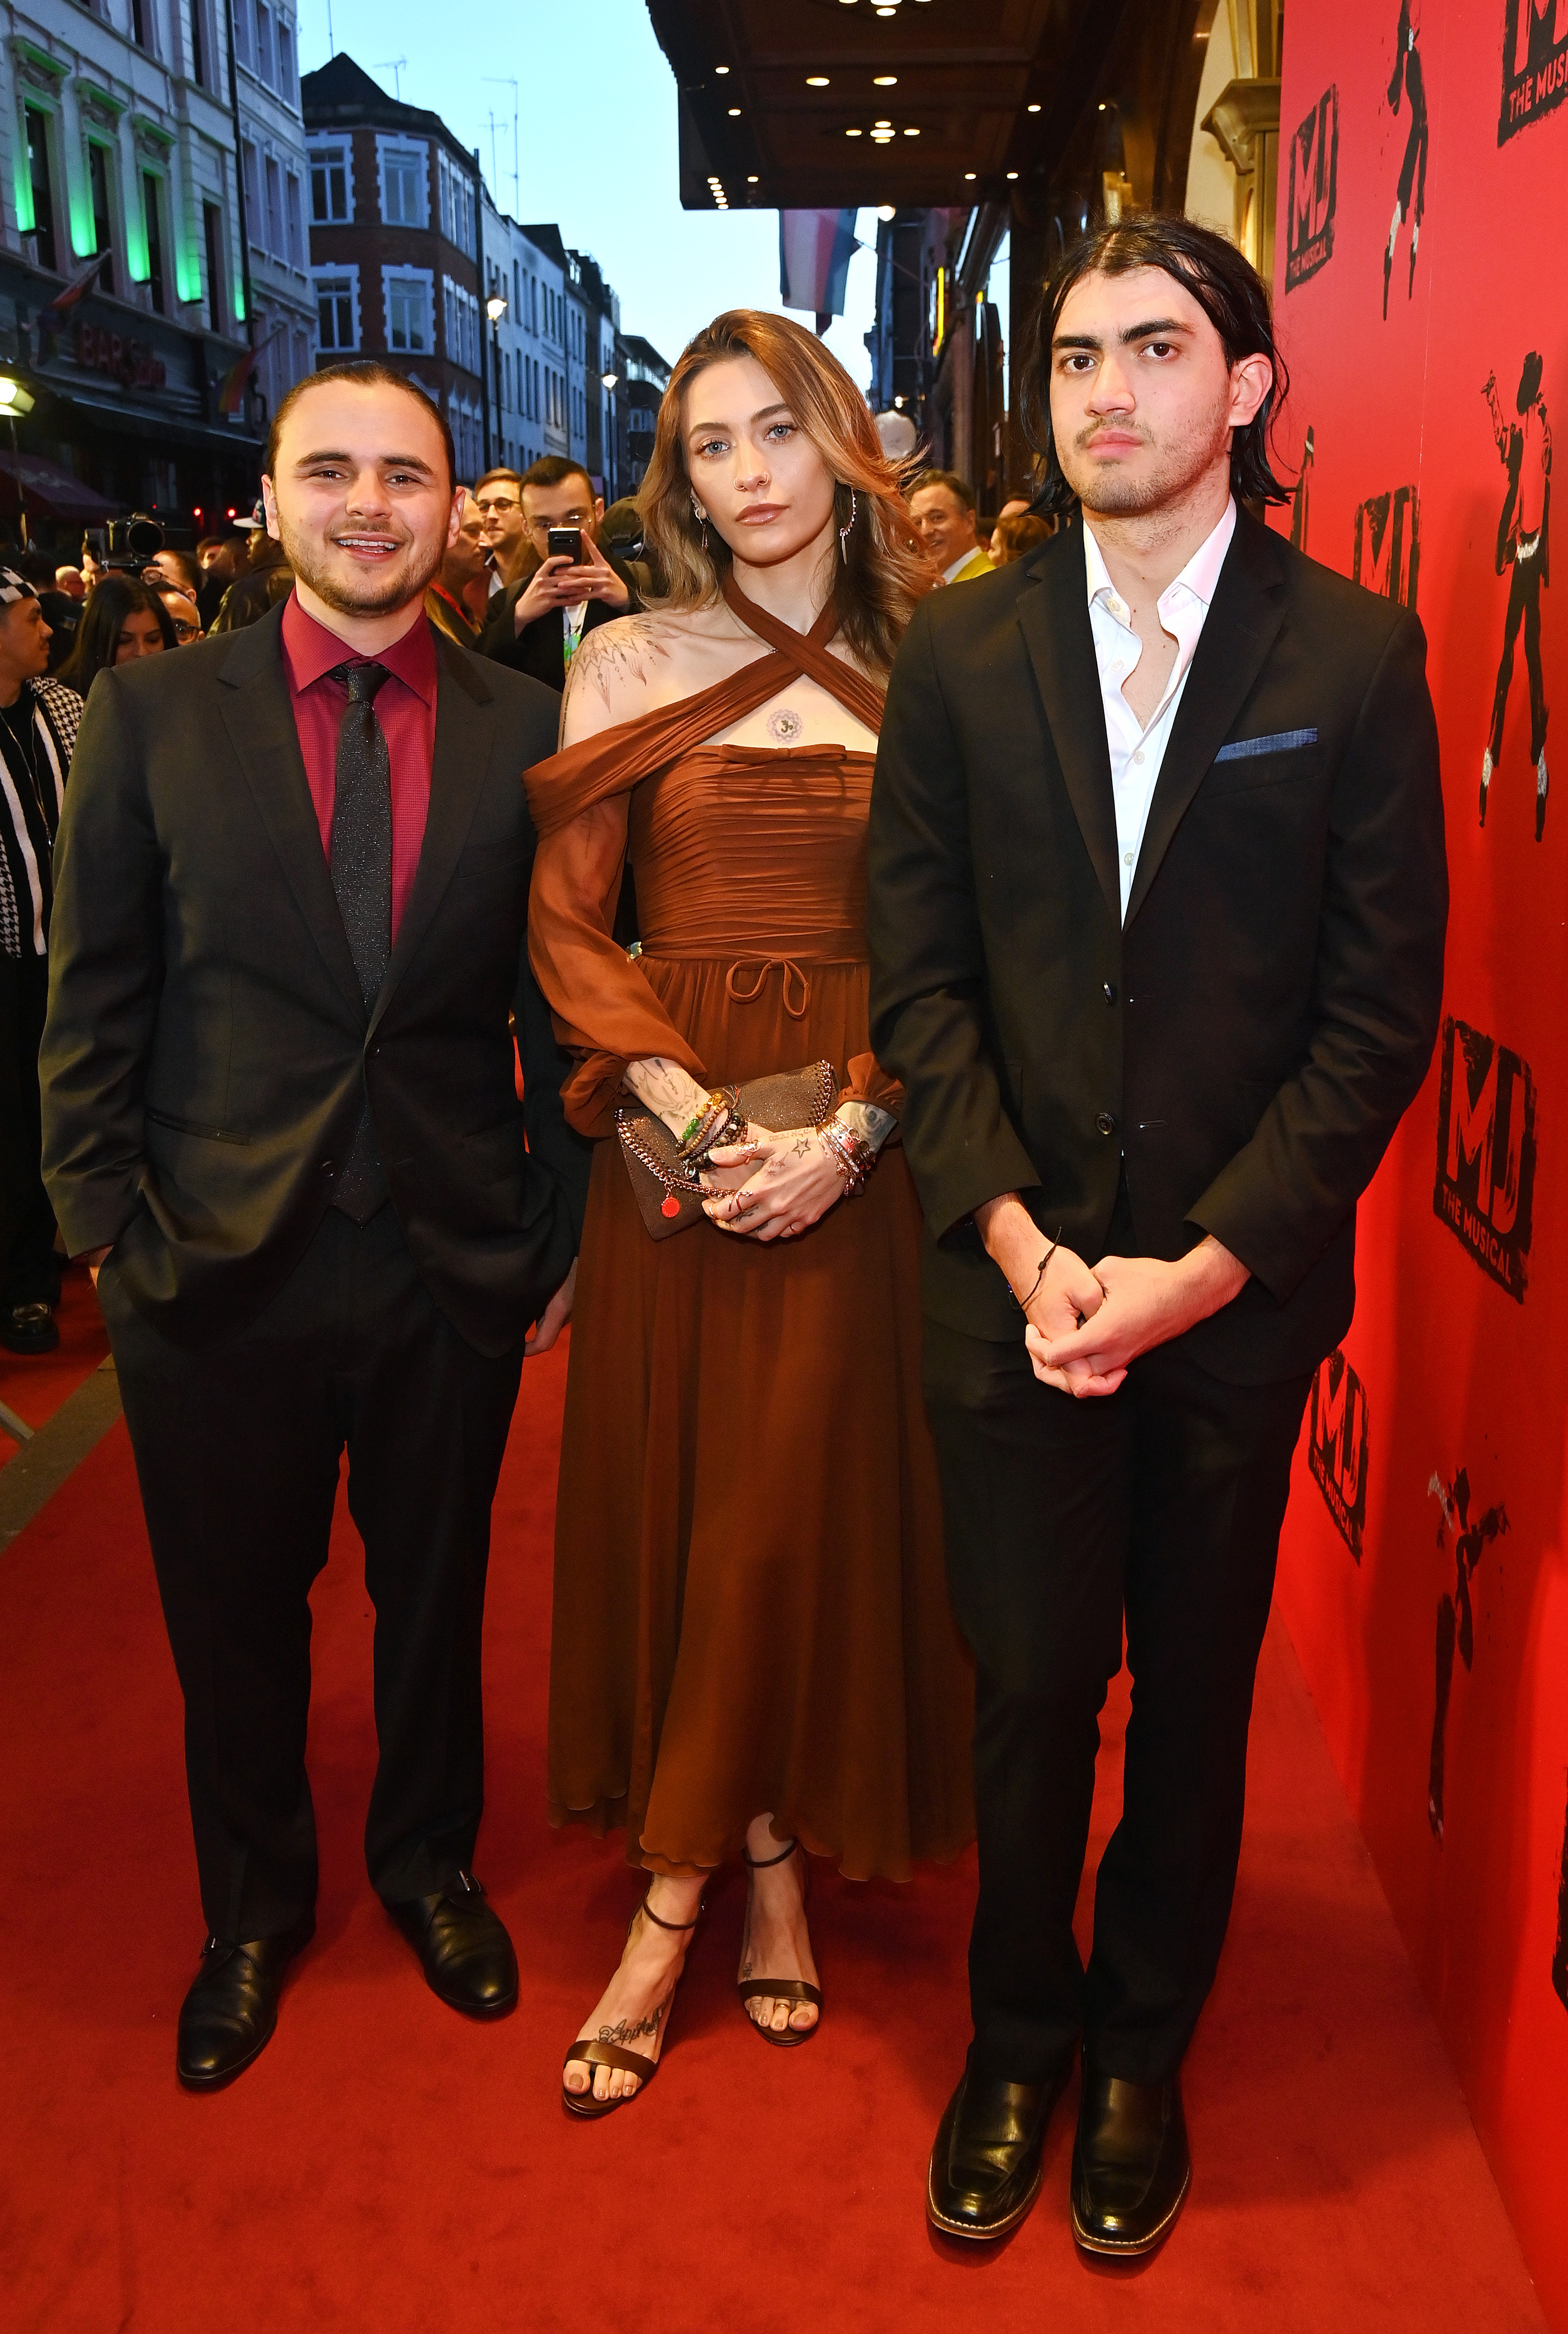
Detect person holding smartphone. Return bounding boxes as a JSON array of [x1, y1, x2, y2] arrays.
[[478, 456, 641, 693]]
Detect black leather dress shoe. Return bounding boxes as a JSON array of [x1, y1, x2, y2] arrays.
[[1071, 2058, 1191, 2256], [386, 1870, 518, 2017], [176, 1914, 315, 2090], [927, 2054, 1071, 2240], [0, 1300, 58, 1355]]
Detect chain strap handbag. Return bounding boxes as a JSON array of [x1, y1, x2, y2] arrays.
[[615, 1061, 840, 1241]]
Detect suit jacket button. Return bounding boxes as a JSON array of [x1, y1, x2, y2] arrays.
[[320, 1159, 335, 1173], [1103, 982, 1117, 1005], [1095, 1111, 1117, 1137]]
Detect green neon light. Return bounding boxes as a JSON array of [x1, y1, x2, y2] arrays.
[[233, 279, 246, 323], [127, 207, 150, 282], [70, 182, 96, 260], [14, 147, 34, 236], [175, 239, 202, 304]]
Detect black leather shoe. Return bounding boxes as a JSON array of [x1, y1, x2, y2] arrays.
[[175, 1914, 315, 2090], [1071, 2057, 1191, 2257], [386, 1870, 518, 2017], [927, 2053, 1071, 2240], [0, 1300, 58, 1354]]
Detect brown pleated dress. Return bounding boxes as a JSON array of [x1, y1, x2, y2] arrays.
[[525, 579, 973, 1881]]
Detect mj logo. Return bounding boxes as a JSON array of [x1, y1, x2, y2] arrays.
[[1286, 86, 1339, 290], [1500, 0, 1568, 143], [1433, 1017, 1537, 1301], [1354, 486, 1421, 607], [1307, 1348, 1369, 1560]]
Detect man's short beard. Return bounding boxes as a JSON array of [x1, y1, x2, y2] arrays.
[[1061, 395, 1234, 521], [276, 518, 442, 617]]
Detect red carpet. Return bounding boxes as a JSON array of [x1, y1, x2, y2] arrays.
[[0, 1264, 108, 1454], [0, 1332, 1547, 2332]]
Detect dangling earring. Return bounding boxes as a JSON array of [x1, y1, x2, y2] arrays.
[[838, 487, 858, 562], [691, 493, 709, 554]]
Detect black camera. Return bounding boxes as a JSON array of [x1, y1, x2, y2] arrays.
[[84, 514, 168, 573]]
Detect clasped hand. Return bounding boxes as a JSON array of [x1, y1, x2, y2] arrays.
[[1023, 1242, 1250, 1398], [699, 1124, 843, 1242]]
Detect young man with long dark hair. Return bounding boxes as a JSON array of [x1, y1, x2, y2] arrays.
[[869, 216, 1448, 2257]]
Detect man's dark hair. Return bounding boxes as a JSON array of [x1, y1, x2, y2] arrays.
[[520, 454, 597, 504], [907, 467, 976, 514], [264, 360, 456, 489], [473, 467, 523, 496], [1020, 214, 1291, 515], [151, 547, 201, 593]]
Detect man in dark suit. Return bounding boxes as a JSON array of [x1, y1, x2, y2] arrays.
[[41, 361, 587, 2089], [868, 218, 1447, 2257], [477, 454, 639, 692]]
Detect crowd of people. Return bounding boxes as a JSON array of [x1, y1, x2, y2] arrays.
[[8, 211, 1447, 2270]]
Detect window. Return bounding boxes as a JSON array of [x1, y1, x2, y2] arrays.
[[241, 138, 260, 227], [132, 0, 150, 47], [315, 271, 358, 352], [436, 152, 474, 256], [512, 260, 520, 321], [203, 202, 225, 334], [255, 2, 275, 87], [264, 154, 284, 256], [23, 107, 57, 275], [233, 0, 252, 68], [384, 269, 432, 353], [310, 141, 350, 224], [143, 172, 167, 315], [189, 0, 206, 87], [285, 172, 304, 267], [87, 143, 116, 295], [378, 141, 427, 229], [277, 20, 295, 99]]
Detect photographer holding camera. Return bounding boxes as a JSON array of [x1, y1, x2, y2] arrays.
[[478, 456, 640, 693]]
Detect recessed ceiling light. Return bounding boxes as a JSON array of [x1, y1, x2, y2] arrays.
[[1006, 169, 1018, 179], [747, 174, 758, 183], [875, 118, 891, 127], [728, 106, 741, 116], [871, 131, 893, 141], [807, 75, 830, 85], [904, 126, 919, 135], [715, 64, 729, 74], [1028, 102, 1041, 112], [874, 74, 897, 84], [845, 127, 862, 136], [964, 170, 976, 181], [877, 203, 896, 219]]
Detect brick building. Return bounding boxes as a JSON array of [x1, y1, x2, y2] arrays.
[[301, 53, 485, 480]]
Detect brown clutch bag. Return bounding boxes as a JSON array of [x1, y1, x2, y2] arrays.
[[615, 1061, 840, 1240]]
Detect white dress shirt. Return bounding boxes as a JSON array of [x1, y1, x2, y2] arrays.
[[1083, 499, 1236, 919]]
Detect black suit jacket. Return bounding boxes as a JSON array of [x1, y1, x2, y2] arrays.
[[868, 510, 1449, 1382], [40, 602, 589, 1355], [477, 553, 640, 691]]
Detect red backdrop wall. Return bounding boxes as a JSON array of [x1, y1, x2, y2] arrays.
[[1270, 3, 1568, 2324]]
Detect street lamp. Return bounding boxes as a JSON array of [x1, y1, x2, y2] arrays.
[[484, 295, 508, 470], [0, 376, 36, 549]]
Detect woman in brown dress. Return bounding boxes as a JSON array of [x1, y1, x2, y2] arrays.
[[525, 312, 973, 2114]]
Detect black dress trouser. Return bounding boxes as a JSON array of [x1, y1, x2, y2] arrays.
[[98, 1204, 525, 1944], [922, 1316, 1311, 2089], [0, 950, 61, 1308]]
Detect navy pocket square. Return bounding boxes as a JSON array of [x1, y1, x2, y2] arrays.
[[1212, 727, 1318, 763]]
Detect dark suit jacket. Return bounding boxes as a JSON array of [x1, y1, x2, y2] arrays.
[[477, 552, 640, 692], [40, 601, 590, 1355], [867, 509, 1449, 1383]]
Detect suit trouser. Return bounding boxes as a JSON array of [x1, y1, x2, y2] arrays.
[[98, 1203, 524, 1943], [922, 1318, 1311, 2088], [0, 950, 61, 1309]]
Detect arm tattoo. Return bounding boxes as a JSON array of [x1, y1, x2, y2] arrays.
[[564, 614, 669, 717]]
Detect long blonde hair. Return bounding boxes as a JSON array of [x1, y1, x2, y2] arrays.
[[638, 309, 934, 676]]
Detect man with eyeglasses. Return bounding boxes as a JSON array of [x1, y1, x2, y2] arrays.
[[472, 469, 532, 591], [478, 456, 640, 696], [151, 581, 203, 645]]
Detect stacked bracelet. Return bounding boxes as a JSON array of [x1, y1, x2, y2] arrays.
[[677, 1085, 743, 1162], [821, 1118, 877, 1195]]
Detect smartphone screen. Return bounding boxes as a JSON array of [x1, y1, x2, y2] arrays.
[[547, 527, 584, 564]]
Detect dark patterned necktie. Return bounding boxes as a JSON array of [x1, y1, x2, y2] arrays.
[[327, 661, 392, 1221]]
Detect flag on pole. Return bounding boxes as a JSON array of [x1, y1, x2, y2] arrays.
[[217, 326, 285, 416], [778, 211, 860, 329], [36, 253, 109, 335]]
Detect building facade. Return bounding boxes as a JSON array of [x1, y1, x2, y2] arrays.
[[618, 332, 669, 494], [567, 247, 620, 504], [231, 0, 315, 425], [302, 53, 485, 481], [0, 0, 268, 536], [478, 191, 563, 480], [519, 220, 571, 470]]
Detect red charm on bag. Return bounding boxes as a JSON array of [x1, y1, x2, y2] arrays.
[[661, 1194, 681, 1218]]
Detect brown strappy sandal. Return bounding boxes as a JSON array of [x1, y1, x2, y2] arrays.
[[561, 1893, 703, 2120], [737, 1838, 823, 2049]]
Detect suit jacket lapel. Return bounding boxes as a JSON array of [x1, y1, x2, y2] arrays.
[[1014, 535, 1122, 924], [216, 604, 364, 1020], [368, 634, 495, 1039], [1123, 512, 1288, 928]]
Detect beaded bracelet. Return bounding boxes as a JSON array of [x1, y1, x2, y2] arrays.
[[821, 1117, 876, 1195]]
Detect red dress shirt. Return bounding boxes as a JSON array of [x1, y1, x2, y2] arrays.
[[280, 591, 438, 944]]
